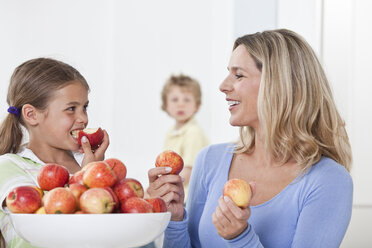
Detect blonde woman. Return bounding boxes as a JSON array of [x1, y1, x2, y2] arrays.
[[147, 29, 353, 248]]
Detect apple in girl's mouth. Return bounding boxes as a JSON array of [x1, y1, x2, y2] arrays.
[[72, 127, 104, 150]]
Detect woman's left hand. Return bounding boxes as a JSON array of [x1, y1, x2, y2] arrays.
[[212, 196, 251, 240], [80, 129, 110, 166], [212, 182, 256, 240]]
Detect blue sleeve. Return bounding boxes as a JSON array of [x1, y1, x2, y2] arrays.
[[163, 147, 210, 248], [291, 166, 353, 248], [226, 224, 264, 248]]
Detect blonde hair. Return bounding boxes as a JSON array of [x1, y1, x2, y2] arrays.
[[234, 29, 352, 171], [161, 74, 202, 111], [0, 58, 89, 155]]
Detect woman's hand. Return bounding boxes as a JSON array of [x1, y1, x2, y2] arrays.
[[80, 129, 109, 166], [212, 182, 256, 240], [147, 167, 185, 221]]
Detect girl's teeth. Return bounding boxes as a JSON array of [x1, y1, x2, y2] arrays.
[[228, 101, 240, 106]]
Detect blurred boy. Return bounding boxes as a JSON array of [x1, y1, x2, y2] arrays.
[[161, 74, 209, 201]]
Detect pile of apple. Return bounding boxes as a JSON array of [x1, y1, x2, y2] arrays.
[[5, 151, 182, 214]]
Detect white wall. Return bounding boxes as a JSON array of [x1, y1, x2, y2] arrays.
[[0, 0, 236, 188]]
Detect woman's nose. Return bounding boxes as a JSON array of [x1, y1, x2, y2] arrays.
[[219, 76, 231, 93]]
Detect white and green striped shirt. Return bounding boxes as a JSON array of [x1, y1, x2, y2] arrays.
[[0, 148, 83, 248]]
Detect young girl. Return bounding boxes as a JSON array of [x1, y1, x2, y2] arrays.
[[0, 58, 109, 247]]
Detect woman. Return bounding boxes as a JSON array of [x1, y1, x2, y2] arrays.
[[147, 29, 353, 248]]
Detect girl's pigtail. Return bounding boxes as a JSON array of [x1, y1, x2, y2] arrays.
[[0, 114, 23, 155]]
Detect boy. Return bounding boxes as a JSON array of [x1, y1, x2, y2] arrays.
[[161, 74, 209, 201]]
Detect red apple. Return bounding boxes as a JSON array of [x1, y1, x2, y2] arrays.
[[43, 187, 76, 214], [145, 197, 167, 213], [69, 183, 88, 209], [68, 170, 85, 185], [37, 163, 70, 191], [83, 161, 117, 188], [223, 178, 252, 208], [121, 197, 153, 213], [72, 127, 104, 150], [155, 150, 184, 175], [6, 186, 42, 213], [104, 158, 127, 180], [79, 188, 115, 214], [104, 186, 120, 210], [114, 178, 144, 203]]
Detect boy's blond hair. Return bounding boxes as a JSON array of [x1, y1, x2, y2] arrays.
[[161, 74, 202, 111]]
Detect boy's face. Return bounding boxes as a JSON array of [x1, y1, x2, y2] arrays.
[[34, 81, 89, 151], [166, 86, 198, 125]]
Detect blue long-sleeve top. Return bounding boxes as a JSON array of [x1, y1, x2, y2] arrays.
[[164, 143, 353, 248]]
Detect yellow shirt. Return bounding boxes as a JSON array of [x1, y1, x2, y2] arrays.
[[164, 118, 209, 201]]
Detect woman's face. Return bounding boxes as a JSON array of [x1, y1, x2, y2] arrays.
[[219, 45, 261, 129]]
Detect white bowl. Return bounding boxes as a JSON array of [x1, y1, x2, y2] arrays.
[[9, 212, 171, 248]]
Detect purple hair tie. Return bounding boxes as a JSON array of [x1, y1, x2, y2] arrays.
[[7, 106, 20, 117]]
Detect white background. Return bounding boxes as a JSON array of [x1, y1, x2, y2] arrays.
[[0, 0, 371, 246]]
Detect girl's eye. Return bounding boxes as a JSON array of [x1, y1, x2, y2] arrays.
[[67, 106, 75, 111], [235, 74, 243, 79], [171, 98, 178, 102]]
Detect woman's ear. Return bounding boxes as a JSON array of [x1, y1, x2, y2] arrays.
[[22, 104, 39, 126]]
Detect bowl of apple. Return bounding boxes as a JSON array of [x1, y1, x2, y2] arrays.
[[5, 154, 175, 248], [9, 211, 171, 248]]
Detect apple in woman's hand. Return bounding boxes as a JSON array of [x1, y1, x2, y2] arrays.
[[155, 150, 184, 175], [223, 178, 252, 208], [72, 127, 104, 150]]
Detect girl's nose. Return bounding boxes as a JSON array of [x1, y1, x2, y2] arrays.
[[77, 111, 88, 126]]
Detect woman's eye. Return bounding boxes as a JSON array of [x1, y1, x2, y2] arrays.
[[84, 105, 89, 112], [235, 74, 243, 79], [67, 106, 75, 111]]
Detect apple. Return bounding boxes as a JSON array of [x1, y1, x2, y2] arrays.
[[35, 206, 46, 214], [6, 186, 42, 213], [155, 150, 184, 175], [114, 178, 144, 203], [31, 186, 44, 198], [43, 187, 77, 214], [69, 183, 88, 209], [223, 178, 252, 208], [83, 161, 117, 188], [72, 127, 104, 150], [121, 197, 153, 213], [79, 188, 115, 214], [145, 197, 167, 213], [68, 170, 85, 185], [104, 186, 120, 210], [37, 163, 70, 191], [104, 158, 127, 180]]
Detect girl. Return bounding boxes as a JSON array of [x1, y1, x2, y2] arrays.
[[0, 58, 109, 247]]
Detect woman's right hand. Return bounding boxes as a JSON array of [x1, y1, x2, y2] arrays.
[[147, 167, 185, 221]]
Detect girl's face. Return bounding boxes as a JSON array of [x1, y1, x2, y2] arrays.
[[166, 86, 198, 125], [36, 81, 89, 151], [219, 45, 261, 129]]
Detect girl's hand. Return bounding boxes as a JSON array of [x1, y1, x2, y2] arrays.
[[147, 167, 185, 221], [80, 129, 109, 166], [212, 182, 256, 240]]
